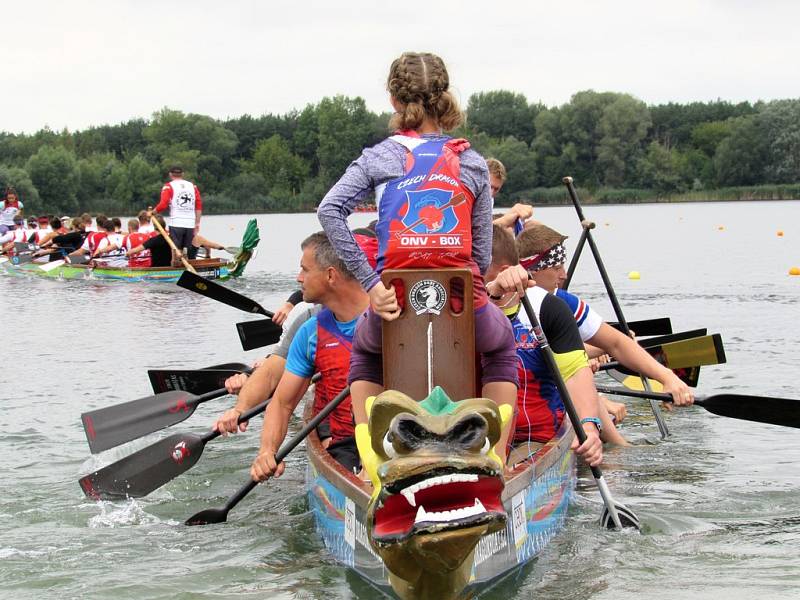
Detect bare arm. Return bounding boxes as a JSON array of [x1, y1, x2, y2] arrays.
[[250, 372, 311, 481], [587, 323, 693, 405], [214, 355, 287, 434]]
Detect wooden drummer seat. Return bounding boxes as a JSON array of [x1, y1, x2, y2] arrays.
[[381, 268, 476, 401]]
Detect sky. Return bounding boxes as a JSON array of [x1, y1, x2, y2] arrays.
[[3, 0, 799, 134]]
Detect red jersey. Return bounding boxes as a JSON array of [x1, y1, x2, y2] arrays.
[[125, 232, 152, 267], [313, 309, 354, 442], [375, 131, 486, 307]]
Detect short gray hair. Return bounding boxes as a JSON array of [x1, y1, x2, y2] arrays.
[[301, 231, 354, 279]]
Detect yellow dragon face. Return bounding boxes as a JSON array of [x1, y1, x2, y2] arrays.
[[354, 387, 512, 592]]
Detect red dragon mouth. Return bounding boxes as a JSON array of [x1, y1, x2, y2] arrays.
[[373, 470, 505, 543]]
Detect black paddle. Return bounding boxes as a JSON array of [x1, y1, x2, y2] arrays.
[[599, 362, 701, 388], [79, 373, 324, 500], [82, 387, 232, 454], [236, 318, 284, 351], [520, 294, 639, 530], [563, 176, 669, 438], [148, 366, 252, 395], [608, 317, 672, 337], [185, 383, 351, 526], [595, 385, 800, 429], [638, 328, 707, 348], [177, 271, 273, 317]]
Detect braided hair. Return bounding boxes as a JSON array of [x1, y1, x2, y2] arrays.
[[387, 52, 463, 132]]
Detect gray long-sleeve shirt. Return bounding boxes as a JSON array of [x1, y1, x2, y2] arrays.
[[317, 134, 493, 291]]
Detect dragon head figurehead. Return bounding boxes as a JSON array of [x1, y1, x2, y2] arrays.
[[355, 387, 512, 600]]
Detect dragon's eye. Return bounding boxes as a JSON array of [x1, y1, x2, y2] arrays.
[[382, 431, 397, 458]]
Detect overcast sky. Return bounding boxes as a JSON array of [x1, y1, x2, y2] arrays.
[[3, 0, 798, 134]]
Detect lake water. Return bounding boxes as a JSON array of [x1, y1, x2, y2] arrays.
[[1, 201, 799, 599]]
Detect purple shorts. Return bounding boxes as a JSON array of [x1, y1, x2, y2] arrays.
[[348, 302, 519, 388]]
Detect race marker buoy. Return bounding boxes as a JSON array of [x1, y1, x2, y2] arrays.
[[777, 230, 784, 237], [790, 267, 800, 276], [628, 271, 641, 280]]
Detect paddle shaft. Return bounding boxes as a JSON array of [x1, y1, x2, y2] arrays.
[[177, 271, 273, 317], [563, 220, 591, 291], [150, 212, 196, 273], [563, 176, 669, 438], [520, 294, 626, 529], [193, 380, 348, 523]]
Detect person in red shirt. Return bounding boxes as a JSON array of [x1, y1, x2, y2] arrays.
[[122, 219, 153, 267], [153, 166, 203, 261]]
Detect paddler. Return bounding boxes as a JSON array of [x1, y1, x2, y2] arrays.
[[317, 52, 519, 463], [515, 223, 694, 407], [153, 165, 203, 262], [0, 187, 23, 238], [250, 232, 370, 480], [126, 215, 174, 267], [486, 224, 617, 453]]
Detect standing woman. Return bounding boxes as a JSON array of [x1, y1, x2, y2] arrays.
[[0, 187, 23, 237], [318, 52, 525, 462]]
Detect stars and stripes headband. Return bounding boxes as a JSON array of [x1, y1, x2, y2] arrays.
[[519, 243, 567, 272]]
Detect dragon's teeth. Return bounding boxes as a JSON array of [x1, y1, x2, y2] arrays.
[[401, 488, 416, 507], [415, 505, 427, 523]]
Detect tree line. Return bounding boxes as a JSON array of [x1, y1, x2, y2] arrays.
[[1, 90, 798, 216]]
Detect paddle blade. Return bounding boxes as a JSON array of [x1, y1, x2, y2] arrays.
[[606, 365, 701, 388], [699, 393, 800, 429], [148, 368, 244, 395], [608, 317, 672, 336], [184, 507, 230, 526], [177, 271, 270, 316], [639, 328, 707, 348], [236, 319, 283, 351], [653, 334, 726, 369], [81, 390, 209, 454], [601, 502, 641, 530], [79, 432, 207, 500]]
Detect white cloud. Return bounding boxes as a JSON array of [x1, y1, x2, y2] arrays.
[[3, 0, 799, 133]]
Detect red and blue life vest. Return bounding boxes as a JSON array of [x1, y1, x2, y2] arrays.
[[510, 316, 565, 444], [313, 309, 354, 442], [375, 131, 486, 306]]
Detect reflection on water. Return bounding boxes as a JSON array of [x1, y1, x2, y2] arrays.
[[1, 202, 799, 598]]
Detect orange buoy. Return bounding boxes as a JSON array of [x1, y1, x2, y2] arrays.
[[790, 267, 800, 276], [718, 225, 725, 231], [777, 230, 784, 237]]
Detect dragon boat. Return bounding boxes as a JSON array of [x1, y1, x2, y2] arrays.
[[0, 219, 259, 283], [305, 269, 576, 600]]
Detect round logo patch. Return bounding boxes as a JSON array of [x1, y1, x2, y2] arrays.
[[408, 279, 447, 315]]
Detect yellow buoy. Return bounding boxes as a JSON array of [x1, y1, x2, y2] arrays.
[[718, 225, 725, 231], [628, 271, 641, 280], [790, 267, 800, 276], [777, 230, 784, 237]]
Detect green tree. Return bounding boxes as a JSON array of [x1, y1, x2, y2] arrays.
[[243, 135, 309, 194], [483, 136, 538, 198], [713, 115, 769, 186], [467, 91, 538, 144], [77, 152, 118, 202], [596, 95, 651, 186], [25, 145, 80, 214], [316, 96, 375, 188]]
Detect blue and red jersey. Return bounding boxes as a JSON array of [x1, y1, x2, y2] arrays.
[[375, 131, 487, 307], [285, 308, 355, 442]]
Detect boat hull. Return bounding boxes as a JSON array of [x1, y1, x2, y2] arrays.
[[1, 258, 233, 282], [306, 413, 575, 598]]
